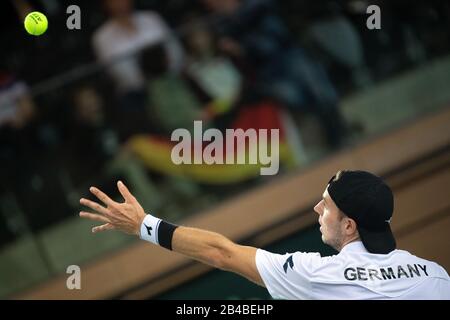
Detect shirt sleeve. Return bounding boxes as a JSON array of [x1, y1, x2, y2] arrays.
[[255, 248, 323, 300]]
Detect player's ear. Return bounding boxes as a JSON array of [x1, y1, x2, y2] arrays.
[[344, 217, 358, 235]]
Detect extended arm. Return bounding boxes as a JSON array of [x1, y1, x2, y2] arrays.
[[79, 181, 264, 286]]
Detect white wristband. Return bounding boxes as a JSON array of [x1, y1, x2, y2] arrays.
[[140, 214, 162, 245]]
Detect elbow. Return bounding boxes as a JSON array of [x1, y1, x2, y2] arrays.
[[211, 245, 237, 272], [205, 248, 230, 271], [204, 237, 235, 271]]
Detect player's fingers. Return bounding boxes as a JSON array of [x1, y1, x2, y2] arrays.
[[89, 186, 118, 208], [92, 223, 115, 233], [79, 211, 111, 224], [80, 198, 110, 216], [117, 180, 136, 203]]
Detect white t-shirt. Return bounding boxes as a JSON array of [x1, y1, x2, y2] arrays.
[[256, 241, 450, 300], [92, 11, 184, 93]]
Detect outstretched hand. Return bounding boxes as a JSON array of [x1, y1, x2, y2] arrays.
[[79, 181, 146, 236]]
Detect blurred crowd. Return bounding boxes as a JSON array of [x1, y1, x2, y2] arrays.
[[1, 0, 450, 246]]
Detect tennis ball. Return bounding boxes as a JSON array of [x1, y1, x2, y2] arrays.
[[24, 12, 48, 36]]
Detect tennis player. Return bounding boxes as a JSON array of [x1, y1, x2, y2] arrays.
[[80, 170, 450, 299]]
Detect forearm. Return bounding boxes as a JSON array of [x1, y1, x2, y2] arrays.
[[171, 226, 235, 270], [171, 226, 263, 286]]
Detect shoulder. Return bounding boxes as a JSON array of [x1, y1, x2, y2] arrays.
[[292, 251, 333, 269], [255, 249, 338, 299], [390, 249, 450, 278], [256, 249, 334, 273]]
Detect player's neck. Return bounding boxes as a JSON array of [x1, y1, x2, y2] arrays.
[[338, 236, 361, 252]]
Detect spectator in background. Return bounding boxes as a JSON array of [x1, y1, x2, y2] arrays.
[[0, 67, 37, 189], [0, 68, 71, 232], [0, 72, 35, 132], [302, 2, 373, 91], [139, 44, 205, 134], [66, 84, 163, 212], [183, 20, 243, 118], [92, 0, 184, 94], [92, 0, 184, 139], [0, 66, 42, 182], [65, 85, 120, 185], [202, 0, 348, 149]]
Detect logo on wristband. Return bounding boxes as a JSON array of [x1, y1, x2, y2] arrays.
[[144, 224, 153, 236]]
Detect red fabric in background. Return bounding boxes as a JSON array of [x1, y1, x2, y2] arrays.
[[142, 101, 286, 156], [231, 101, 285, 140]]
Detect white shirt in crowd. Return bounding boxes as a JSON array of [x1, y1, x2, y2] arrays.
[[256, 241, 450, 299], [92, 11, 184, 93], [0, 80, 28, 127], [187, 57, 242, 104]]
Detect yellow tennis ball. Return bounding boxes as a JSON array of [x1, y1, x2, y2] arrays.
[[24, 11, 48, 36]]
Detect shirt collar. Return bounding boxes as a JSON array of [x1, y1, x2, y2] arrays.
[[339, 240, 369, 254]]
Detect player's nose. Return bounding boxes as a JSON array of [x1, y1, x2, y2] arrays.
[[314, 201, 322, 215]]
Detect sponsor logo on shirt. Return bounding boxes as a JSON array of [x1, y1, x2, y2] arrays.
[[283, 255, 294, 273]]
